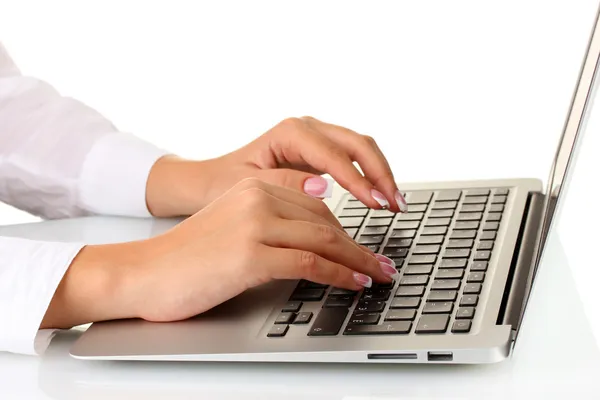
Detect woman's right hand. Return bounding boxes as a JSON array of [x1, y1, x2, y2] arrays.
[[132, 178, 398, 323]]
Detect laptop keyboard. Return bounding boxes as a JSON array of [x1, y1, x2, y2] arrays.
[[266, 188, 509, 339]]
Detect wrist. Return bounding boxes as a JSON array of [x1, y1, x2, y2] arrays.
[[146, 155, 214, 217]]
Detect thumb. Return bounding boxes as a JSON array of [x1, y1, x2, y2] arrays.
[[256, 169, 334, 198]]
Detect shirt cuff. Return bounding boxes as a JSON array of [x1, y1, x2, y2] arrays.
[[78, 132, 170, 217], [0, 237, 84, 355]]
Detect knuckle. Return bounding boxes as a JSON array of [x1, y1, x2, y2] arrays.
[[300, 115, 315, 122], [279, 117, 304, 131], [316, 224, 338, 244], [361, 134, 377, 147], [239, 187, 270, 210], [298, 251, 319, 275], [237, 177, 264, 191]]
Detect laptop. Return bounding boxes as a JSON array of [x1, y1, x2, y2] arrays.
[[67, 7, 600, 364]]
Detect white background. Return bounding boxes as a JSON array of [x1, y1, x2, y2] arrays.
[[1, 0, 599, 341]]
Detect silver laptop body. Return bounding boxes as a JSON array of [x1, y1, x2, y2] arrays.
[[68, 6, 600, 364]]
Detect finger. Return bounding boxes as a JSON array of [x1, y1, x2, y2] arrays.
[[303, 116, 407, 213], [262, 246, 381, 290], [237, 178, 343, 231], [280, 122, 386, 211], [256, 169, 334, 199], [262, 219, 397, 283]]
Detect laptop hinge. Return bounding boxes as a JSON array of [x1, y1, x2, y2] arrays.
[[497, 192, 545, 333]]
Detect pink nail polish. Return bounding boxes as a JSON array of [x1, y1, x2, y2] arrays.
[[395, 190, 408, 213], [371, 189, 389, 208], [353, 272, 372, 288], [375, 254, 395, 267], [304, 176, 332, 197], [380, 262, 398, 277]]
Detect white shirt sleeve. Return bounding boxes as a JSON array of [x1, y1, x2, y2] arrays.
[[0, 42, 170, 355]]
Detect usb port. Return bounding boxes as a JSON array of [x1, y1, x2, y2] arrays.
[[427, 351, 453, 362]]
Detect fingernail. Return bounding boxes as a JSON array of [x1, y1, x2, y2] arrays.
[[395, 190, 408, 213], [304, 176, 333, 198], [375, 254, 395, 267], [371, 189, 389, 208], [353, 272, 372, 288], [380, 262, 398, 277]]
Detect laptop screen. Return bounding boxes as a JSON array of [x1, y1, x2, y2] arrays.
[[534, 6, 600, 273]]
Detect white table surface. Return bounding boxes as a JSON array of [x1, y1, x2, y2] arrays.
[[0, 216, 599, 399]]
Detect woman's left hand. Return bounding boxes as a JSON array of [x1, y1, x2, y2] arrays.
[[146, 116, 407, 217]]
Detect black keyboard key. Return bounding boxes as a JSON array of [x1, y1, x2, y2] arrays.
[[371, 209, 395, 218], [463, 196, 488, 204], [282, 301, 302, 312], [477, 240, 494, 250], [456, 307, 475, 319], [349, 312, 380, 325], [355, 301, 386, 313], [424, 217, 451, 227], [395, 221, 420, 230], [467, 272, 485, 283], [452, 320, 472, 333], [436, 190, 462, 201], [454, 221, 480, 230], [408, 255, 437, 264], [440, 258, 468, 268], [492, 195, 507, 204], [267, 324, 289, 337], [385, 309, 417, 321], [358, 235, 385, 245], [386, 238, 413, 248], [293, 312, 313, 324], [345, 228, 358, 238], [421, 226, 447, 235], [495, 188, 510, 196], [450, 230, 477, 239], [407, 191, 433, 204], [463, 283, 482, 294], [432, 201, 457, 210], [339, 217, 364, 228], [275, 312, 295, 324], [390, 297, 421, 309], [391, 229, 417, 239], [412, 245, 441, 255], [483, 222, 500, 231], [457, 212, 482, 221], [324, 296, 354, 308], [382, 247, 409, 258], [361, 290, 390, 301], [423, 301, 454, 313], [418, 235, 444, 245], [431, 279, 461, 290], [367, 218, 393, 227], [297, 280, 328, 289], [345, 200, 367, 209], [474, 251, 491, 261], [400, 275, 429, 286], [407, 204, 428, 213], [329, 288, 357, 296], [363, 226, 388, 236], [489, 204, 504, 212], [443, 249, 471, 258], [416, 314, 450, 333], [427, 291, 457, 302], [486, 212, 502, 222], [390, 257, 405, 267], [404, 265, 434, 275], [481, 231, 497, 240], [466, 189, 490, 196], [290, 288, 326, 301], [397, 212, 424, 221], [436, 269, 464, 279], [461, 204, 485, 212], [396, 285, 426, 297], [372, 280, 395, 289], [308, 308, 349, 336], [344, 321, 412, 335], [447, 239, 474, 248], [460, 295, 479, 307], [429, 209, 454, 218], [470, 261, 488, 272], [341, 208, 368, 217]]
